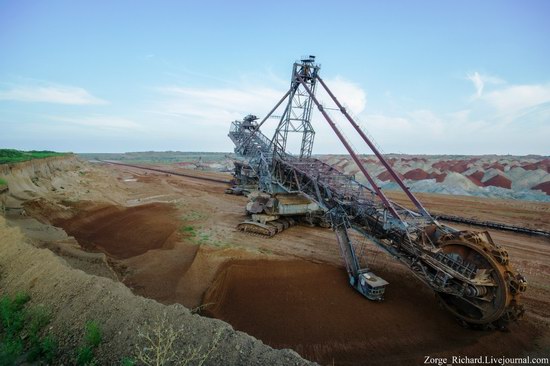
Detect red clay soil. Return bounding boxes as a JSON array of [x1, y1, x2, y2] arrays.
[[204, 260, 540, 366], [403, 168, 430, 180], [467, 171, 485, 187], [488, 162, 505, 171], [361, 158, 378, 164], [53, 203, 180, 259], [432, 161, 451, 170], [523, 159, 550, 173], [532, 181, 550, 195], [376, 170, 404, 182], [448, 161, 470, 173], [483, 174, 512, 189], [427, 172, 447, 182]]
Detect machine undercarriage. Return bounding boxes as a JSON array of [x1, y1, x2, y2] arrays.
[[227, 56, 526, 328]]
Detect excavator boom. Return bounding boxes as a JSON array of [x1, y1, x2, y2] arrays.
[[227, 56, 526, 328]]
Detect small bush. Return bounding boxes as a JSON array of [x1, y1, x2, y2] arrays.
[[121, 356, 136, 366], [135, 312, 223, 366], [27, 333, 58, 362], [0, 293, 57, 364], [77, 345, 95, 366], [0, 293, 30, 338], [181, 225, 197, 237], [85, 321, 102, 347], [0, 293, 31, 365], [0, 338, 23, 366], [75, 320, 102, 365], [26, 305, 55, 362], [39, 335, 57, 363], [27, 305, 51, 336]]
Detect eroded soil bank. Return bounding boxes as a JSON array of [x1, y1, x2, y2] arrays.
[[203, 259, 544, 366], [0, 216, 310, 365]]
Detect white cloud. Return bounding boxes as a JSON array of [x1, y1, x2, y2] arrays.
[[0, 83, 107, 105], [143, 76, 368, 154], [317, 76, 367, 114], [49, 115, 141, 130], [466, 72, 504, 98], [481, 84, 550, 114], [151, 85, 284, 127], [147, 74, 549, 155], [467, 72, 484, 97]]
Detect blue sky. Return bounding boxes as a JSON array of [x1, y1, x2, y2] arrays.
[[1, 0, 549, 154]]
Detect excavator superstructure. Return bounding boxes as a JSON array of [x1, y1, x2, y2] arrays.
[[227, 56, 526, 328]]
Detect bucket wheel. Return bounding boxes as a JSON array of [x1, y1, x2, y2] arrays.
[[435, 231, 526, 328]]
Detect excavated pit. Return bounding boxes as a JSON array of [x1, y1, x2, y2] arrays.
[[51, 202, 181, 259], [203, 259, 540, 365], [25, 200, 200, 304], [23, 200, 545, 365], [12, 160, 549, 365]]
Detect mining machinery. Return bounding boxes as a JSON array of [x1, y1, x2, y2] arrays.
[[227, 56, 526, 328]]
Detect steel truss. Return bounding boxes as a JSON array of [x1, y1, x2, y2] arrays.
[[227, 57, 526, 328]]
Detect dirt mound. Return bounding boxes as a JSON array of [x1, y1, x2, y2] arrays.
[[204, 259, 540, 366], [403, 168, 430, 180], [432, 160, 451, 170], [484, 174, 512, 189], [376, 170, 404, 182], [448, 161, 470, 173], [427, 172, 446, 182], [532, 181, 550, 195], [488, 162, 506, 171], [52, 202, 180, 259], [467, 170, 485, 186], [523, 159, 550, 173]]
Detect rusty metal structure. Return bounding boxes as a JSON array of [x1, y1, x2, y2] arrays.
[[228, 56, 526, 328]]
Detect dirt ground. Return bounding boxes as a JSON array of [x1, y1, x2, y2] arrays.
[[4, 158, 550, 365], [203, 260, 541, 365]]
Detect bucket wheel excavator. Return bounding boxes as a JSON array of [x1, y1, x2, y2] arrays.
[[227, 56, 526, 328]]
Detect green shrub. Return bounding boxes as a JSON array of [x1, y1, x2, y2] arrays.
[[75, 320, 102, 365], [0, 293, 30, 338], [26, 305, 55, 362], [0, 338, 23, 366], [40, 335, 58, 362], [0, 293, 57, 364], [85, 320, 102, 347], [181, 225, 197, 237], [0, 293, 31, 365], [28, 334, 57, 362], [121, 356, 136, 366], [27, 305, 50, 335], [76, 345, 95, 365]]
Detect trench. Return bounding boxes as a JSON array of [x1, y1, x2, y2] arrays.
[[202, 259, 540, 366]]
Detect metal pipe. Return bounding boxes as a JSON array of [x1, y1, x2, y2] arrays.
[[296, 76, 403, 222], [317, 76, 432, 220]]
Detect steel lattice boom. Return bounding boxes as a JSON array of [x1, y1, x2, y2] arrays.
[[227, 56, 526, 328]]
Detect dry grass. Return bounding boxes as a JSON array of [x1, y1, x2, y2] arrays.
[[134, 312, 223, 366]]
